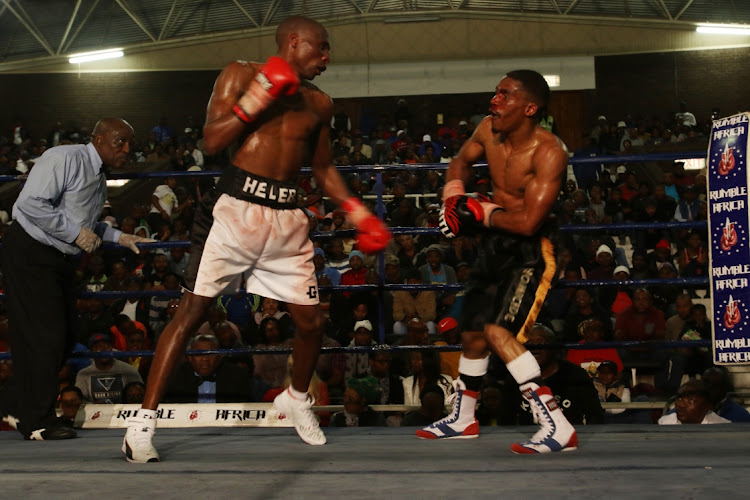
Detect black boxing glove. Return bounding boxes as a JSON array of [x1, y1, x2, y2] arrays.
[[439, 195, 484, 238]]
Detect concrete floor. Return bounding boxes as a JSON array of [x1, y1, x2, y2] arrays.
[[2, 425, 750, 499]]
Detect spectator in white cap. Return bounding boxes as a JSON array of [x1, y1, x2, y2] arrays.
[[419, 134, 441, 161], [609, 265, 634, 315], [587, 244, 615, 281], [344, 320, 376, 380]]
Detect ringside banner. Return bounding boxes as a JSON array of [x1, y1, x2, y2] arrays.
[[76, 403, 294, 428], [708, 112, 750, 364]]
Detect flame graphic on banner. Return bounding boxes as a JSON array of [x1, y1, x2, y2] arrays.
[[724, 295, 742, 329], [718, 143, 736, 175]]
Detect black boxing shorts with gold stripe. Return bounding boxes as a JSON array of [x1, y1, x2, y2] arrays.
[[460, 225, 557, 342]]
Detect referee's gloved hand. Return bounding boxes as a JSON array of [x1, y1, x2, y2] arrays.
[[75, 227, 102, 253], [119, 233, 157, 254]]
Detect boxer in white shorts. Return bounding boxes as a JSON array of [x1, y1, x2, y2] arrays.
[[123, 15, 391, 463]]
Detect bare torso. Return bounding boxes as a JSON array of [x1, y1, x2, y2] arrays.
[[210, 61, 331, 182], [479, 118, 565, 212]]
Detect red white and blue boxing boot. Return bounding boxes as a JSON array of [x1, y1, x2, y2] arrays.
[[510, 383, 578, 454], [416, 379, 480, 439]]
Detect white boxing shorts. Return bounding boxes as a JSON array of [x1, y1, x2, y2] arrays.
[[193, 168, 318, 305]]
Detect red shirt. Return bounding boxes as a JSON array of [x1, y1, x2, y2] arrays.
[[566, 341, 624, 375], [614, 306, 665, 341], [340, 267, 367, 298]]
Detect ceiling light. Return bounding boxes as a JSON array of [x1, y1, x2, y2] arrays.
[[696, 25, 750, 36], [544, 75, 560, 87], [69, 48, 124, 64]]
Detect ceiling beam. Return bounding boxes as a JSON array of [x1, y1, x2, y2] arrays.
[[345, 0, 365, 14], [653, 0, 673, 21], [262, 0, 282, 26], [564, 0, 581, 15], [62, 0, 100, 54], [674, 0, 695, 21], [57, 0, 82, 55], [159, 0, 179, 41], [548, 0, 562, 15], [115, 0, 156, 42], [366, 0, 379, 13], [233, 0, 260, 28], [1, 0, 54, 56]]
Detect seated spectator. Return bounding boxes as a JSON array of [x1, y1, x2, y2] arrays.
[[331, 376, 387, 427], [673, 185, 701, 222], [665, 294, 693, 340], [368, 351, 405, 405], [340, 250, 367, 299], [164, 334, 254, 403], [392, 270, 437, 336], [110, 276, 150, 327], [629, 248, 653, 280], [251, 297, 293, 339], [433, 317, 461, 379], [253, 317, 293, 389], [148, 273, 182, 341], [658, 380, 730, 425], [313, 247, 341, 286], [198, 303, 244, 342], [563, 288, 613, 342], [565, 318, 624, 378], [702, 366, 750, 423], [394, 234, 421, 271], [419, 244, 456, 285], [83, 256, 108, 292], [609, 266, 633, 315], [475, 383, 504, 426], [324, 238, 351, 275], [677, 231, 708, 279], [123, 328, 151, 381], [593, 360, 630, 420], [218, 291, 259, 334], [75, 298, 115, 346], [75, 334, 143, 403], [614, 289, 665, 343], [344, 320, 377, 380], [401, 350, 454, 407], [167, 247, 189, 279], [677, 304, 712, 377], [651, 263, 680, 316], [401, 385, 447, 427], [58, 385, 84, 427], [499, 324, 604, 425], [143, 252, 171, 288], [122, 381, 146, 404], [109, 314, 148, 352]]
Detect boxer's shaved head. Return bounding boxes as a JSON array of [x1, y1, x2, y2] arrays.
[[275, 16, 325, 47]]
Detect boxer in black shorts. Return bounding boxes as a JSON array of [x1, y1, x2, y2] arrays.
[[417, 70, 577, 453]]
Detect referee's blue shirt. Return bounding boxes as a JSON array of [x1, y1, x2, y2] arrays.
[[12, 142, 122, 255]]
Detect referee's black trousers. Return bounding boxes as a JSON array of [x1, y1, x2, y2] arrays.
[[1, 222, 76, 437]]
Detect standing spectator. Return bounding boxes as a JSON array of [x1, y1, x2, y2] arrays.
[[148, 176, 194, 232], [1, 118, 150, 441]]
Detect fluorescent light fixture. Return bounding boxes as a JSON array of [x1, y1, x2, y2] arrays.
[[106, 179, 129, 188], [696, 25, 750, 36], [69, 48, 124, 64], [543, 75, 560, 87]]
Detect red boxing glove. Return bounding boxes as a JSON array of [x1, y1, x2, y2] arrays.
[[341, 198, 392, 254], [439, 195, 484, 238], [234, 56, 300, 123]]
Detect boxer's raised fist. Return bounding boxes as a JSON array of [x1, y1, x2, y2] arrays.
[[234, 57, 300, 123], [439, 195, 483, 238]]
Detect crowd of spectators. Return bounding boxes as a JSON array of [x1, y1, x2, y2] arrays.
[[0, 102, 746, 431]]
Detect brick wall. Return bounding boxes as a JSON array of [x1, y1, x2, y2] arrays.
[[1, 71, 219, 140], [594, 46, 750, 126]]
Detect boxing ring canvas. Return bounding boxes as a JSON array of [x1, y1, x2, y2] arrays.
[[2, 425, 750, 499]]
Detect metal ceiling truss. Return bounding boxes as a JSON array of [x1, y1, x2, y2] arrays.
[[0, 0, 747, 70]]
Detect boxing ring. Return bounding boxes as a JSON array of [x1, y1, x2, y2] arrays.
[[3, 116, 750, 497], [2, 425, 750, 498]]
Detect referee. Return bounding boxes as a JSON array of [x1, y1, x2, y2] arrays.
[[0, 117, 153, 440]]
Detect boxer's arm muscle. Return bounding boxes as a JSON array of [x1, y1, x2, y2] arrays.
[[488, 141, 567, 236], [202, 62, 252, 155]]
